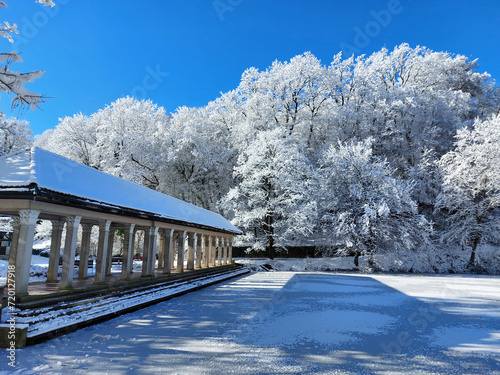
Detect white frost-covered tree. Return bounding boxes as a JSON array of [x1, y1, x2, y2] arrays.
[[227, 44, 492, 214], [319, 140, 432, 267], [163, 105, 236, 210], [436, 114, 500, 266], [91, 97, 170, 189], [37, 97, 171, 191], [35, 113, 97, 167], [220, 128, 318, 258], [0, 113, 32, 155]]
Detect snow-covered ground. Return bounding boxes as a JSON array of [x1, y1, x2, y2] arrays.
[[0, 255, 395, 286], [5, 270, 500, 374], [0, 255, 370, 286], [0, 253, 498, 286], [0, 255, 51, 285]]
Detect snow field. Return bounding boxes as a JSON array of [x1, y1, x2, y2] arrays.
[[6, 271, 500, 374]]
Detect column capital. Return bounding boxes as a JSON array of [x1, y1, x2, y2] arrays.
[[10, 216, 21, 228], [65, 216, 82, 227], [81, 223, 94, 232], [144, 226, 159, 236], [98, 220, 111, 231], [19, 209, 40, 226], [51, 220, 65, 231]]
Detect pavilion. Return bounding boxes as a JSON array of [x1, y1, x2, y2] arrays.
[[0, 147, 242, 296]]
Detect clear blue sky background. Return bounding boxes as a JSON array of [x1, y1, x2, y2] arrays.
[[1, 0, 499, 135]]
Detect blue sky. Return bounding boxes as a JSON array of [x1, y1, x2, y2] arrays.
[[1, 0, 499, 135]]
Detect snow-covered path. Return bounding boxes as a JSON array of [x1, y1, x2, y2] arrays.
[[6, 272, 500, 374]]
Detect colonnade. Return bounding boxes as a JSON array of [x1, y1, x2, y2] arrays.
[[5, 208, 234, 296]]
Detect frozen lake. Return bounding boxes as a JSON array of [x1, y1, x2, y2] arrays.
[[6, 272, 500, 374]]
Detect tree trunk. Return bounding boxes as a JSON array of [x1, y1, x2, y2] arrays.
[[354, 252, 359, 267], [469, 214, 483, 267], [368, 252, 374, 266], [469, 235, 480, 267], [265, 213, 275, 260]]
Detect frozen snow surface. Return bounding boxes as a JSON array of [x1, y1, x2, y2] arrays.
[[6, 267, 500, 374]]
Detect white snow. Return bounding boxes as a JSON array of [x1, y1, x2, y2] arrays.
[[0, 254, 50, 284], [15, 268, 249, 339], [5, 269, 500, 374], [0, 147, 241, 234]]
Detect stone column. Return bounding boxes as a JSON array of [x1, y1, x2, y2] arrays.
[[13, 210, 40, 295], [171, 231, 177, 270], [60, 216, 82, 289], [157, 230, 165, 270], [46, 220, 64, 283], [208, 235, 215, 267], [78, 224, 93, 279], [228, 237, 233, 264], [222, 237, 228, 265], [187, 232, 195, 270], [105, 225, 115, 276], [142, 228, 150, 277], [177, 231, 186, 273], [195, 234, 203, 269], [7, 217, 20, 272], [203, 235, 210, 268], [147, 227, 159, 277], [163, 229, 174, 275], [121, 224, 135, 280], [95, 220, 111, 283], [217, 237, 222, 266], [130, 227, 138, 274]]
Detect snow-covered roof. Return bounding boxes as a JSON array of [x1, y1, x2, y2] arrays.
[[0, 147, 241, 234]]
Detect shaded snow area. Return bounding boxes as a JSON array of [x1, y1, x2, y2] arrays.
[[11, 269, 249, 340], [2, 248, 499, 286], [236, 257, 367, 272], [7, 272, 500, 374], [0, 256, 362, 286], [236, 250, 500, 274]]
